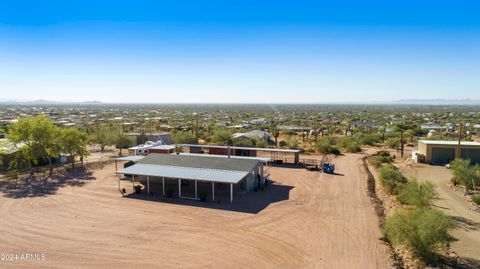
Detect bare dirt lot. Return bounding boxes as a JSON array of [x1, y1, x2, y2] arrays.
[[0, 153, 392, 269]]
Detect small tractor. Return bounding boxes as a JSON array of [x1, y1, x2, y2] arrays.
[[323, 162, 335, 174], [321, 154, 335, 174]]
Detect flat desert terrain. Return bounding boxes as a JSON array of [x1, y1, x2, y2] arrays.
[[0, 153, 392, 268]]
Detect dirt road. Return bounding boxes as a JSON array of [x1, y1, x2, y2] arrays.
[[0, 153, 392, 268], [402, 164, 480, 267]]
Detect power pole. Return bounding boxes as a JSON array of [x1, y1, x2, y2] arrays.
[[400, 129, 404, 158], [455, 123, 463, 159]]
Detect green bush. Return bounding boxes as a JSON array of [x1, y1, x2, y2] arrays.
[[212, 130, 233, 146], [254, 139, 268, 148], [337, 137, 361, 153], [278, 140, 287, 147], [383, 208, 453, 262], [378, 164, 407, 194], [5, 170, 18, 180], [315, 137, 340, 154], [173, 131, 197, 144], [285, 137, 300, 149], [370, 155, 393, 168], [386, 137, 401, 149], [397, 180, 437, 208], [450, 159, 480, 191], [356, 133, 381, 146], [473, 195, 480, 205]]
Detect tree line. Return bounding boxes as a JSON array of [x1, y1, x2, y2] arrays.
[[4, 115, 136, 173]]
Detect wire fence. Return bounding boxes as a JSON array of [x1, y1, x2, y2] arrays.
[[0, 156, 115, 182]]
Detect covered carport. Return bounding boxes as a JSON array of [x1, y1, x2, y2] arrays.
[[115, 163, 249, 203]]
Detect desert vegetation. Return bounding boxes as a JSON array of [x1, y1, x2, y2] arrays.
[[369, 151, 454, 265]]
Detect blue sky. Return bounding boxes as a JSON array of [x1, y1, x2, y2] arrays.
[[0, 0, 479, 103]]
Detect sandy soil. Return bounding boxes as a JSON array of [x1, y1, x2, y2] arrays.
[[402, 164, 480, 267], [0, 153, 392, 268]]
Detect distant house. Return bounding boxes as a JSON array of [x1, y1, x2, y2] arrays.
[[420, 123, 444, 130], [250, 119, 267, 125], [126, 132, 172, 145], [0, 139, 25, 168], [128, 141, 176, 156], [233, 130, 270, 141], [228, 123, 251, 129], [277, 125, 312, 132], [353, 121, 380, 128]]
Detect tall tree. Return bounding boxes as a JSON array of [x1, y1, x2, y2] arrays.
[[114, 132, 134, 156], [89, 126, 114, 151], [8, 115, 61, 173], [61, 128, 88, 169]]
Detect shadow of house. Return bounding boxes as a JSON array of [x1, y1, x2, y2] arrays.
[[0, 170, 95, 199], [124, 181, 293, 214]]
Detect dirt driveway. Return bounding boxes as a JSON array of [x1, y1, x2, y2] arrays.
[[0, 153, 392, 268], [402, 164, 480, 267]]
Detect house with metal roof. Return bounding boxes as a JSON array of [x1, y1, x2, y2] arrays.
[[180, 144, 301, 164], [115, 153, 266, 203], [233, 130, 270, 141]]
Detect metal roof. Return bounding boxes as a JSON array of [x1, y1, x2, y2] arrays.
[[175, 153, 271, 163], [150, 145, 176, 150], [418, 140, 480, 146], [179, 144, 301, 153], [138, 153, 260, 172], [116, 163, 248, 184], [113, 155, 146, 162]]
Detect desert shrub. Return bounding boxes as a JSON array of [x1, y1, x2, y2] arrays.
[[337, 137, 361, 153], [233, 138, 254, 147], [397, 180, 437, 208], [450, 159, 480, 191], [315, 137, 340, 154], [278, 140, 287, 147], [378, 164, 407, 194], [370, 155, 393, 168], [386, 137, 401, 149], [254, 139, 268, 148], [383, 208, 453, 262], [5, 170, 18, 180], [212, 130, 233, 146], [356, 133, 381, 146], [379, 151, 390, 157], [473, 195, 480, 205], [173, 131, 197, 144], [285, 137, 300, 150]]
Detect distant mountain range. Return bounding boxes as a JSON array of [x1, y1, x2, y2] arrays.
[[392, 99, 480, 105], [0, 99, 103, 105], [1, 98, 480, 105]]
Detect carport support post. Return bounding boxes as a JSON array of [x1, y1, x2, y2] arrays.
[[195, 180, 198, 199], [146, 176, 150, 194], [178, 179, 182, 197], [212, 182, 215, 201], [162, 177, 165, 196], [230, 183, 233, 203], [132, 174, 135, 191]]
